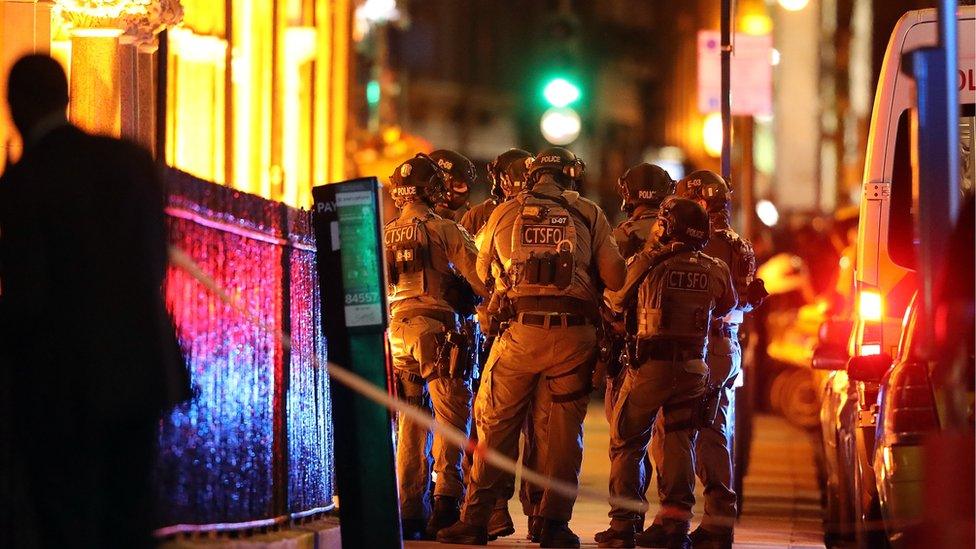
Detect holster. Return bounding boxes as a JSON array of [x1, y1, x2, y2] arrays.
[[600, 324, 627, 379], [478, 335, 495, 375], [698, 383, 722, 429], [435, 327, 474, 380], [394, 370, 429, 408]]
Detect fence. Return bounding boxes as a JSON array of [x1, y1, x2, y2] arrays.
[[155, 169, 334, 532]]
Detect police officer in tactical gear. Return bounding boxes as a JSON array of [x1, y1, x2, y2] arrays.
[[598, 197, 736, 549], [594, 163, 675, 546], [460, 148, 533, 237], [642, 171, 766, 549], [457, 148, 535, 541], [613, 163, 675, 257], [438, 147, 625, 548], [430, 149, 477, 223], [385, 154, 489, 540]]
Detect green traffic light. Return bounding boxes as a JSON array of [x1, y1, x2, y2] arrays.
[[543, 77, 581, 108], [366, 80, 381, 105]]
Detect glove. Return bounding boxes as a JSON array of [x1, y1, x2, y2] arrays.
[[747, 278, 769, 308]]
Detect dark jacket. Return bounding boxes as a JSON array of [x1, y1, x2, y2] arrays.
[[0, 124, 190, 421]]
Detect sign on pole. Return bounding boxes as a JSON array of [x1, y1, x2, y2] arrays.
[[698, 31, 773, 116]]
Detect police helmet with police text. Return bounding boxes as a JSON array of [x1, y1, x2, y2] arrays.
[[429, 149, 476, 207], [389, 153, 445, 208], [527, 147, 585, 188], [676, 170, 731, 215], [488, 148, 533, 199], [617, 163, 675, 213], [658, 196, 710, 250]]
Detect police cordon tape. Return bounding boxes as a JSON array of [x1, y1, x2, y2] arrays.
[[170, 245, 920, 535], [168, 245, 658, 517]]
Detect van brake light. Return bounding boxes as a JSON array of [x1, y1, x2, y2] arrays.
[[861, 344, 882, 356], [860, 290, 884, 322]]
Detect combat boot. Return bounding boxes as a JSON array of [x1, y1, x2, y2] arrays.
[[689, 526, 733, 549], [538, 519, 580, 548], [634, 523, 668, 547], [664, 533, 692, 549], [401, 518, 429, 540], [487, 504, 515, 540], [526, 515, 543, 542], [595, 523, 637, 548], [426, 496, 460, 538], [435, 520, 488, 545]]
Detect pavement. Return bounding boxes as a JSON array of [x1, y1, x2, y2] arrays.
[[157, 402, 825, 549], [408, 401, 825, 549]]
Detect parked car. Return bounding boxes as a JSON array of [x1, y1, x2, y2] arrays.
[[816, 6, 975, 547]]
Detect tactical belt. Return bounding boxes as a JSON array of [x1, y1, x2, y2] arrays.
[[638, 339, 704, 362], [396, 370, 426, 385], [394, 308, 458, 327], [513, 296, 592, 317], [517, 312, 587, 329]]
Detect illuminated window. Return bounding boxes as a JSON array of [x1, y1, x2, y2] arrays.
[[165, 0, 350, 207]]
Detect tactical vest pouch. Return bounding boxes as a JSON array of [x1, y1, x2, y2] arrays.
[[524, 253, 542, 284], [636, 307, 663, 340], [385, 248, 399, 285], [510, 194, 579, 294], [553, 240, 574, 289], [385, 220, 430, 301]]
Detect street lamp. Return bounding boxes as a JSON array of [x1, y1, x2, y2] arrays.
[[540, 107, 581, 145], [703, 112, 723, 158]]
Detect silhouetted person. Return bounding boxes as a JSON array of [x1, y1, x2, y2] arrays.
[[0, 54, 190, 548]]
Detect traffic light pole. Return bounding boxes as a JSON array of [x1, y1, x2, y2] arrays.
[[720, 0, 733, 182]]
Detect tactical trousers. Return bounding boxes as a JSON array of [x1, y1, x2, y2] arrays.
[[492, 406, 543, 516], [608, 357, 707, 532], [460, 321, 596, 525], [605, 368, 654, 524], [650, 332, 741, 532], [474, 387, 542, 515], [470, 334, 542, 517], [390, 315, 473, 520]]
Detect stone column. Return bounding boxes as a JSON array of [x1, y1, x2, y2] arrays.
[[69, 28, 122, 136], [56, 0, 182, 143]]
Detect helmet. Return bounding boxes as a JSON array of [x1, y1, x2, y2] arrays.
[[429, 149, 476, 208], [617, 163, 675, 213], [527, 147, 585, 188], [488, 148, 533, 199], [657, 196, 709, 250], [389, 153, 445, 208], [676, 170, 731, 215]]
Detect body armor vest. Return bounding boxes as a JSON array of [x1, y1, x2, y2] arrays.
[[614, 214, 657, 259], [384, 215, 449, 302], [509, 192, 582, 296], [636, 251, 717, 345], [712, 228, 756, 286], [709, 228, 756, 324]]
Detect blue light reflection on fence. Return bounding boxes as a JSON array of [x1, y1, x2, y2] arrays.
[[154, 170, 333, 529]]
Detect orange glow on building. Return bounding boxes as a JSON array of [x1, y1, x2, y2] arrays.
[[0, 0, 351, 208]]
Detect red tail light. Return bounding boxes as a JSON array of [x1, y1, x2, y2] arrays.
[[884, 361, 939, 436]]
